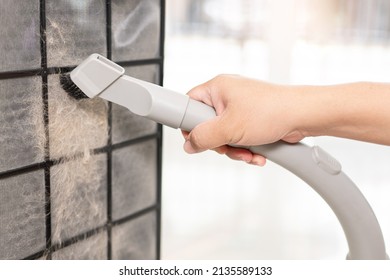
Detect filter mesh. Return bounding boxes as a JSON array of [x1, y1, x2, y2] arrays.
[[0, 0, 164, 260]]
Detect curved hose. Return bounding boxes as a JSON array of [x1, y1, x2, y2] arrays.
[[250, 142, 387, 259]]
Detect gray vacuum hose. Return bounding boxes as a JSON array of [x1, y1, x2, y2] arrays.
[[250, 143, 387, 259]]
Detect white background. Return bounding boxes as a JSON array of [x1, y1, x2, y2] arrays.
[[162, 0, 390, 259]]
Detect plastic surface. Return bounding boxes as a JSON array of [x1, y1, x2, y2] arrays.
[[99, 75, 189, 129], [312, 146, 342, 175], [180, 99, 217, 132], [71, 54, 125, 98], [250, 143, 387, 259], [71, 54, 387, 259]]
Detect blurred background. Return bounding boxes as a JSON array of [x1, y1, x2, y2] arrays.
[[161, 0, 390, 259]]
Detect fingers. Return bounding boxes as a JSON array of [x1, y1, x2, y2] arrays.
[[222, 146, 266, 166], [182, 131, 266, 166], [187, 83, 213, 107], [186, 76, 227, 116], [213, 145, 267, 166], [183, 115, 230, 153], [182, 75, 267, 166], [247, 154, 267, 166]]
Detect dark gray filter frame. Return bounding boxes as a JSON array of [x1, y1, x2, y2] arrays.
[[0, 0, 164, 260]]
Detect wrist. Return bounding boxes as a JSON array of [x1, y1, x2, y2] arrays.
[[290, 85, 340, 139], [292, 82, 378, 141]]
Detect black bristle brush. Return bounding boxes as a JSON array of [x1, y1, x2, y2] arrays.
[[59, 73, 89, 100]]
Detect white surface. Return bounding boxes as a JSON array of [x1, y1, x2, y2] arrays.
[[162, 1, 390, 259]]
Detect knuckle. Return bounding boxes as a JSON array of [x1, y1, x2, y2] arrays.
[[189, 131, 205, 151]]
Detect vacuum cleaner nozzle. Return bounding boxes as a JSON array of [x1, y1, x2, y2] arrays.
[[59, 53, 216, 131], [60, 53, 125, 100]]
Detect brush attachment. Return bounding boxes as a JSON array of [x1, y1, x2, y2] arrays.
[[59, 73, 89, 100], [60, 54, 125, 100], [59, 53, 216, 131]]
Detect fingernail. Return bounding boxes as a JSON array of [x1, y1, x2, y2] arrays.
[[183, 140, 196, 154], [251, 157, 266, 167]]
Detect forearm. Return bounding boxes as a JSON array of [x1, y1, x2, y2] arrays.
[[296, 82, 390, 145]]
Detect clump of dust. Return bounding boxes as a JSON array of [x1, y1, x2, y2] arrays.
[[48, 74, 108, 160], [45, 0, 106, 67], [45, 17, 73, 66], [50, 153, 107, 244], [30, 80, 46, 159], [0, 75, 109, 257], [42, 0, 108, 255], [47, 74, 108, 245]]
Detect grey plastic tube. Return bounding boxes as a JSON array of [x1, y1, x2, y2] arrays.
[[181, 99, 387, 260], [250, 143, 387, 259]]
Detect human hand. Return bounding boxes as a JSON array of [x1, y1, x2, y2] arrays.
[[182, 75, 305, 166]]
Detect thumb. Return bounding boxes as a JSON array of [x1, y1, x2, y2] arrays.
[[184, 115, 229, 153]]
